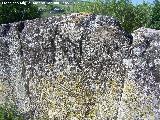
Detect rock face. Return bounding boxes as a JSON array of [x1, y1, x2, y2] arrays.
[[119, 28, 160, 120], [119, 27, 160, 119], [0, 14, 159, 119]]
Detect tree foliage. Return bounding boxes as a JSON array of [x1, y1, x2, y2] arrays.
[[107, 0, 135, 32], [0, 0, 157, 32], [73, 0, 152, 32], [0, 0, 41, 24], [133, 2, 152, 29], [147, 0, 160, 29]]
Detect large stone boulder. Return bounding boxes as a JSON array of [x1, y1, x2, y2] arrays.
[[119, 27, 160, 120], [0, 14, 159, 120]]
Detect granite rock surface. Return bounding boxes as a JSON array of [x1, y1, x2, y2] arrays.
[[0, 14, 159, 120]]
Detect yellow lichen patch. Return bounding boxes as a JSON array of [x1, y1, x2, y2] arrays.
[[123, 80, 137, 94], [0, 82, 5, 93], [79, 12, 92, 16], [34, 72, 104, 120], [119, 80, 156, 120], [30, 74, 158, 120], [51, 73, 98, 119], [0, 82, 8, 105], [94, 79, 123, 119], [67, 13, 92, 25], [109, 79, 121, 95]]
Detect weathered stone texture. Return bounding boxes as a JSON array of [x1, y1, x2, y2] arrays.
[[120, 27, 160, 120], [0, 14, 159, 120]]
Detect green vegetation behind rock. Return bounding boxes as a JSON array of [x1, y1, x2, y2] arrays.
[[0, 0, 41, 25]]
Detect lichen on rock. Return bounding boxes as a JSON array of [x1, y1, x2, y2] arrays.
[[0, 14, 159, 120]]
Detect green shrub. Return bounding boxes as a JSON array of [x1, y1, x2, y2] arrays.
[[0, 103, 23, 120], [147, 0, 160, 29], [73, 0, 152, 32], [133, 2, 152, 29], [0, 0, 41, 25]]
